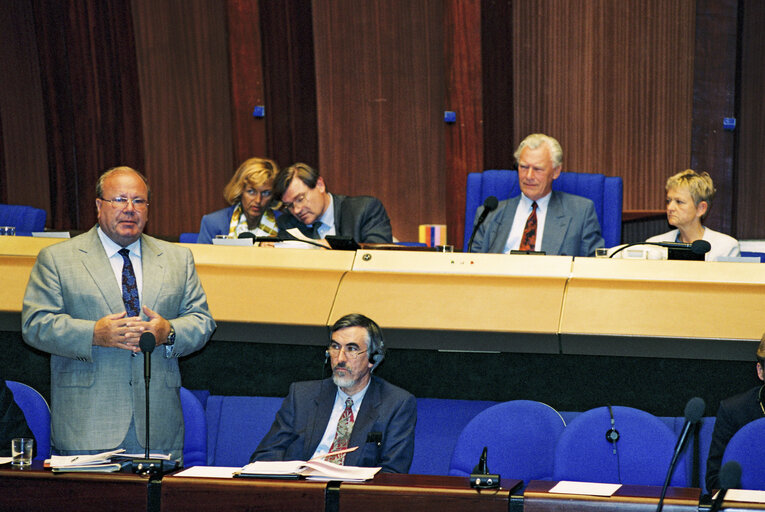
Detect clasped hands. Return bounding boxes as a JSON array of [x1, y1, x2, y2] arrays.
[[92, 305, 171, 352]]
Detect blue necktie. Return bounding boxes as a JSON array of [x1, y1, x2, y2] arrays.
[[118, 248, 140, 317]]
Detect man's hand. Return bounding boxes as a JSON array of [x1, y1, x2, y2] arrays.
[[140, 305, 171, 345], [92, 312, 145, 352]]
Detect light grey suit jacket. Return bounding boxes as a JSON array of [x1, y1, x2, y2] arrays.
[[21, 227, 215, 452], [471, 191, 604, 256]]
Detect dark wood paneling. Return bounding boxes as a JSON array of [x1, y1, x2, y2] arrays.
[[444, 0, 483, 249], [0, 0, 49, 213], [260, 0, 318, 168], [691, 0, 738, 236], [131, 0, 233, 237], [512, 0, 695, 213], [312, 0, 445, 243], [736, 0, 765, 238], [226, 0, 268, 167]]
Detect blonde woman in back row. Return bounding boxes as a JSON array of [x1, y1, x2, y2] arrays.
[[646, 169, 740, 261]]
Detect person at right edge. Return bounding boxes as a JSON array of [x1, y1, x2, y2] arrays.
[[706, 334, 765, 490]]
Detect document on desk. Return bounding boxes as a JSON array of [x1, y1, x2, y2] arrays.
[[549, 481, 621, 497], [174, 466, 242, 478], [236, 447, 380, 481], [47, 449, 127, 472], [718, 489, 765, 504]]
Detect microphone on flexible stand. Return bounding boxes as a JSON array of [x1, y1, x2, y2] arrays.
[[237, 232, 256, 240], [655, 397, 705, 512], [709, 461, 742, 512], [132, 332, 167, 475], [467, 196, 499, 253], [470, 446, 500, 489], [609, 240, 711, 260]]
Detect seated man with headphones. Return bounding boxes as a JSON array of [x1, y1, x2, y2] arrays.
[[249, 313, 417, 473]]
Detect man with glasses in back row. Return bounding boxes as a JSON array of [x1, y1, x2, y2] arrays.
[[22, 166, 215, 461], [273, 163, 393, 244], [250, 313, 417, 473]]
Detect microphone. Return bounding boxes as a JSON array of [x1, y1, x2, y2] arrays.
[[139, 332, 155, 382], [709, 461, 741, 512], [467, 196, 499, 253], [609, 239, 711, 259], [470, 446, 500, 489], [655, 397, 705, 512], [237, 232, 256, 240]]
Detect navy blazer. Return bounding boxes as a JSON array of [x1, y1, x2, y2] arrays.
[[706, 385, 763, 490], [471, 190, 604, 256], [277, 193, 393, 244], [250, 376, 416, 473]]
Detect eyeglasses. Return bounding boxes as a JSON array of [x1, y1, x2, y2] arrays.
[[282, 193, 308, 212], [328, 342, 368, 360], [100, 197, 149, 211]]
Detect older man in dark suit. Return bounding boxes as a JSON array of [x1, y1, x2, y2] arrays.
[[273, 163, 392, 244], [250, 314, 416, 473], [470, 133, 604, 256]]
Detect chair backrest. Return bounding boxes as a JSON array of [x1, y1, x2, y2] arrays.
[[463, 170, 623, 250], [5, 380, 51, 460], [205, 395, 284, 466], [553, 405, 689, 486], [180, 387, 206, 467], [722, 416, 765, 490], [179, 232, 199, 244], [411, 398, 498, 475], [0, 204, 47, 233], [448, 400, 566, 482]]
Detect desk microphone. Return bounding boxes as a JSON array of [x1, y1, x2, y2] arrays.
[[655, 397, 705, 512], [467, 196, 498, 253], [132, 332, 165, 475], [609, 240, 711, 259], [709, 461, 741, 512], [237, 232, 256, 240]]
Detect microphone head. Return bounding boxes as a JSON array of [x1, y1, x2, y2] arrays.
[[684, 396, 705, 423], [719, 460, 742, 489], [483, 196, 499, 212], [139, 332, 156, 354], [691, 239, 711, 255], [237, 232, 256, 239]]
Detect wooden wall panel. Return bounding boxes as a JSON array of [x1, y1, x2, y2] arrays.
[[512, 0, 695, 213], [0, 0, 49, 212], [736, 0, 765, 239], [691, 0, 738, 236], [444, 0, 483, 249], [260, 0, 319, 168], [312, 0, 445, 243], [227, 0, 268, 168], [131, 0, 233, 237]]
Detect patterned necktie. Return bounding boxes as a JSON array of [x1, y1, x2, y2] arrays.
[[326, 398, 354, 464], [519, 201, 538, 251], [311, 221, 323, 240], [118, 248, 140, 317]]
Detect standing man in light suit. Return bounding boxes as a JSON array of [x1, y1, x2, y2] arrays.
[[22, 166, 215, 460], [470, 133, 604, 256]]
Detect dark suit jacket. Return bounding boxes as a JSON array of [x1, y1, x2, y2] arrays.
[[706, 385, 763, 490], [471, 191, 604, 256], [250, 376, 416, 473], [277, 193, 393, 243]]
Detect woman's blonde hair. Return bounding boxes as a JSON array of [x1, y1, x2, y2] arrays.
[[223, 158, 279, 206], [666, 169, 715, 220]]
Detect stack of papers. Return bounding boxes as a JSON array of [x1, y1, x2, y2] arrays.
[[47, 449, 126, 473], [238, 459, 381, 482]]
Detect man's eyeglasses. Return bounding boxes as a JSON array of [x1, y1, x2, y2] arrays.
[[99, 197, 149, 211], [327, 342, 368, 360], [282, 193, 308, 212]]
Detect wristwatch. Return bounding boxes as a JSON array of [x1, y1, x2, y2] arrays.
[[166, 326, 176, 346]]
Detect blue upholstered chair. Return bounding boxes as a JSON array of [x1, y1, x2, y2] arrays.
[[180, 387, 206, 467], [721, 417, 765, 490], [463, 170, 623, 251], [448, 400, 566, 483], [0, 204, 47, 234], [179, 232, 199, 244], [553, 405, 689, 486], [205, 395, 284, 466], [5, 380, 51, 460]]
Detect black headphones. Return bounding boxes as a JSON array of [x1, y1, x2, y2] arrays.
[[606, 404, 620, 444]]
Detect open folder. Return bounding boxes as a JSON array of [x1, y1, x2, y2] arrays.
[[235, 446, 381, 482]]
